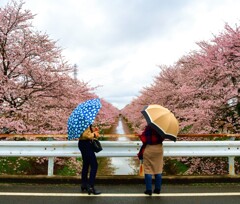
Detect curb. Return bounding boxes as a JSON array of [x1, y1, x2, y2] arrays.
[[1, 175, 240, 185]]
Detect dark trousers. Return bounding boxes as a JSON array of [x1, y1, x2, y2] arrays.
[[78, 140, 98, 187]]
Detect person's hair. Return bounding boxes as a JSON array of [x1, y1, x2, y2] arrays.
[[89, 124, 93, 133]]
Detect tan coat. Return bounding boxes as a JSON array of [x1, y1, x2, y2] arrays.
[[79, 127, 95, 140], [143, 144, 163, 174]]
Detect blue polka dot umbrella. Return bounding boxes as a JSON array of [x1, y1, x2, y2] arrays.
[[67, 98, 102, 140]]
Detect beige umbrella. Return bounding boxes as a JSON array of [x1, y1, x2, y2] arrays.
[[141, 104, 179, 141]]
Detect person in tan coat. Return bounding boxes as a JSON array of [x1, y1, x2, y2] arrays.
[[138, 125, 164, 195], [78, 124, 101, 195]]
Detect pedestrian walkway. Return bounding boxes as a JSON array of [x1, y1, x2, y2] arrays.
[[1, 174, 240, 185], [1, 191, 240, 197], [0, 183, 240, 204]]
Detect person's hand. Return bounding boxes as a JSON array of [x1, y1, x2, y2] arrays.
[[94, 132, 99, 138]]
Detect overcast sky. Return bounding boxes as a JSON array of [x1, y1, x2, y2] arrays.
[[1, 0, 240, 109]]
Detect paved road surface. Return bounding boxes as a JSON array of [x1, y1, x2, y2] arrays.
[[0, 183, 240, 204]]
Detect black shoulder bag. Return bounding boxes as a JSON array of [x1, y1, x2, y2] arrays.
[[91, 139, 103, 153]]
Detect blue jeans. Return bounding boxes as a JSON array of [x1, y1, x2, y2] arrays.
[[145, 174, 162, 191], [78, 140, 98, 187]]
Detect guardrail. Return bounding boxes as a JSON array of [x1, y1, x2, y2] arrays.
[[0, 140, 239, 176]]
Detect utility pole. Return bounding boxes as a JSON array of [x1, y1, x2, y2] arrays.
[[73, 64, 78, 80]]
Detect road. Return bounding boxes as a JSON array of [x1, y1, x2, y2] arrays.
[[0, 183, 240, 204]]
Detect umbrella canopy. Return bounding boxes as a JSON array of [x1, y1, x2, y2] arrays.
[[67, 98, 102, 140], [141, 104, 179, 141]]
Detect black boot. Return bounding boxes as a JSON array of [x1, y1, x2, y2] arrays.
[[87, 186, 101, 195], [144, 190, 152, 196], [153, 189, 161, 194], [81, 185, 88, 192]]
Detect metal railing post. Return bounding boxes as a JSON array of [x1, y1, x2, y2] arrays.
[[228, 156, 235, 176], [48, 157, 54, 176]]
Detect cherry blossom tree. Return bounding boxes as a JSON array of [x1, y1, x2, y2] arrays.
[[0, 0, 71, 133], [174, 23, 240, 133], [0, 1, 119, 134], [122, 23, 240, 134]]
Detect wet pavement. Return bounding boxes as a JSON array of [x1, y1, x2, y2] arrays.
[[0, 182, 240, 204]]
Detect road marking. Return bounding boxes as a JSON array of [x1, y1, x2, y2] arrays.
[[0, 192, 240, 197]]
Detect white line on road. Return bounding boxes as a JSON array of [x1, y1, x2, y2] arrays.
[[0, 192, 240, 197]]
